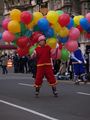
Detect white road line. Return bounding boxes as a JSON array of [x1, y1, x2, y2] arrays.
[[0, 100, 59, 120], [18, 83, 33, 87], [77, 92, 90, 96]]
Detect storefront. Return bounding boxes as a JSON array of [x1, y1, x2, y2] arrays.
[[0, 45, 17, 56]]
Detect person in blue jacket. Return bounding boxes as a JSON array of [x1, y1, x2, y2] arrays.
[[71, 43, 87, 85]]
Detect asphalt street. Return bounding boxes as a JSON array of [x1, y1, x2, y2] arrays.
[[0, 73, 90, 120]]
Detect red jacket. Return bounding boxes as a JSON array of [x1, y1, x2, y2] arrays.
[[35, 45, 52, 67]]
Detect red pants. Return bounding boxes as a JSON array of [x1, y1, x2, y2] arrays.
[[34, 65, 57, 87]]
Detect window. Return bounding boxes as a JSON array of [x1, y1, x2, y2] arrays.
[[82, 2, 90, 14], [83, 2, 88, 9], [63, 7, 71, 14], [64, 0, 71, 3]]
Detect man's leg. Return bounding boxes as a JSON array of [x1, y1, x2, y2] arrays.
[[79, 64, 87, 84], [34, 66, 44, 96], [73, 65, 80, 85], [45, 65, 58, 97]]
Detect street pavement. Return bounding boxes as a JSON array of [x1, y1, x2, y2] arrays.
[[0, 73, 90, 120]]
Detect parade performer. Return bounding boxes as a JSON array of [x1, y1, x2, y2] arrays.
[[71, 44, 87, 85], [31, 35, 58, 97]]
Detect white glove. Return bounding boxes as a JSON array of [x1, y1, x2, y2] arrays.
[[84, 60, 87, 64], [78, 60, 82, 64]]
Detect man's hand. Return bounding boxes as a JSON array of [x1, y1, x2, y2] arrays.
[[78, 60, 82, 64], [84, 60, 87, 64]]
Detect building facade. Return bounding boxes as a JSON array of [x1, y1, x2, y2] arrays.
[[3, 0, 90, 16]]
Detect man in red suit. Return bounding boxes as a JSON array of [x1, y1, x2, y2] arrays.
[[32, 35, 58, 97]]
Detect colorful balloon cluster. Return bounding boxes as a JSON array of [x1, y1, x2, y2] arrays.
[[1, 9, 90, 61]]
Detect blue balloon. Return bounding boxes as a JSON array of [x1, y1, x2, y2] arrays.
[[44, 27, 54, 38], [67, 18, 74, 29], [80, 18, 89, 31], [38, 18, 50, 32], [0, 33, 2, 40], [58, 36, 68, 43], [86, 24, 90, 33]]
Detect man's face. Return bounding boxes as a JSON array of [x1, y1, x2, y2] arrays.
[[39, 40, 46, 46]]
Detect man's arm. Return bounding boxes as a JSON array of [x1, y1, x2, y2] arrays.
[[71, 53, 82, 63]]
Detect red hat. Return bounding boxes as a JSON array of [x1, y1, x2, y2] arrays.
[[38, 35, 46, 42]]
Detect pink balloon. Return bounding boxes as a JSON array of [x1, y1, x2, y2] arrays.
[[57, 48, 61, 59], [65, 40, 78, 52], [21, 11, 32, 24], [2, 18, 10, 30], [51, 48, 61, 59], [2, 31, 15, 43], [86, 13, 90, 23], [69, 27, 80, 40]]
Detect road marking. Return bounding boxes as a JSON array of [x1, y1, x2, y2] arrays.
[[77, 92, 90, 96], [18, 83, 33, 87], [0, 100, 59, 120]]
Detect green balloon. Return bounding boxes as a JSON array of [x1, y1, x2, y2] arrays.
[[25, 30, 32, 38], [15, 32, 21, 39], [12, 40, 17, 47], [33, 25, 40, 32], [20, 22, 27, 36], [61, 48, 70, 61], [74, 22, 77, 27], [20, 22, 27, 32], [29, 44, 37, 55], [56, 10, 64, 15]]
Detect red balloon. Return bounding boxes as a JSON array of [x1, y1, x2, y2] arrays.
[[17, 36, 29, 48], [65, 40, 78, 52], [30, 31, 43, 46], [85, 33, 90, 39], [59, 43, 63, 49], [58, 13, 70, 27], [17, 47, 29, 57], [77, 25, 83, 33], [21, 11, 32, 24]]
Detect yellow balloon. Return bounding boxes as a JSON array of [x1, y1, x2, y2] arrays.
[[10, 9, 21, 22], [59, 27, 69, 37], [27, 20, 35, 29], [46, 38, 57, 49], [33, 12, 43, 24], [8, 20, 21, 33], [46, 11, 59, 24], [52, 23, 62, 34], [74, 15, 84, 26], [79, 15, 84, 19]]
